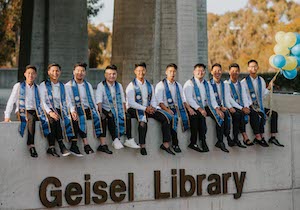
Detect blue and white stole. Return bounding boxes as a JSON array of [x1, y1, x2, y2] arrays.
[[19, 81, 51, 137], [103, 81, 125, 137], [163, 79, 189, 132], [45, 79, 74, 140], [191, 77, 223, 126], [229, 80, 249, 123], [246, 76, 265, 117], [71, 79, 102, 138]]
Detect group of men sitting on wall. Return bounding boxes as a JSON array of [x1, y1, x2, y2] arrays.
[[3, 60, 284, 158]]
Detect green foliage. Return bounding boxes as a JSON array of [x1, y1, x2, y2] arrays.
[[87, 0, 103, 18]]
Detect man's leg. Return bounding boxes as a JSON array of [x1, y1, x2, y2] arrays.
[[265, 108, 283, 147], [27, 110, 38, 157]]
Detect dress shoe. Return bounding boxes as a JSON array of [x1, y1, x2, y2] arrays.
[[201, 140, 209, 152], [243, 139, 254, 146], [59, 144, 71, 157], [160, 144, 175, 155], [234, 139, 247, 148], [97, 144, 113, 154], [253, 138, 269, 147], [227, 137, 236, 147], [29, 147, 38, 158], [172, 145, 182, 153], [188, 143, 204, 152], [47, 147, 60, 157], [70, 144, 84, 157], [140, 148, 147, 156], [112, 138, 124, 149], [268, 137, 284, 147], [215, 141, 229, 153], [84, 144, 94, 154], [124, 138, 140, 149]]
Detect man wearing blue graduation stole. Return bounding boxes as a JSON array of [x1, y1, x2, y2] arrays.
[[126, 62, 175, 156], [65, 62, 112, 156], [183, 63, 228, 153], [241, 59, 283, 147], [4, 65, 51, 158], [39, 63, 72, 157], [225, 63, 253, 147], [95, 64, 139, 151], [155, 63, 191, 153]]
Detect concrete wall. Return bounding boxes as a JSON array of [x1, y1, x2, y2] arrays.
[[0, 109, 299, 209]]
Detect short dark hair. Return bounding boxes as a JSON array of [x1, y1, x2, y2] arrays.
[[194, 63, 206, 70], [25, 65, 37, 73], [135, 62, 146, 69], [229, 63, 240, 71], [74, 62, 87, 70], [166, 63, 177, 70], [248, 59, 258, 66], [47, 63, 61, 71], [105, 64, 118, 71], [211, 63, 222, 70]]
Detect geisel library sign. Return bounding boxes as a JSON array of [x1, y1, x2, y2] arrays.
[[39, 170, 246, 207]]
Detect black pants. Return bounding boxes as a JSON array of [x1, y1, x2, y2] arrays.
[[205, 106, 224, 142], [188, 108, 207, 145], [47, 109, 63, 147], [230, 108, 246, 140], [100, 109, 132, 139], [70, 108, 92, 140], [26, 110, 39, 145], [127, 108, 172, 145], [249, 107, 278, 135]]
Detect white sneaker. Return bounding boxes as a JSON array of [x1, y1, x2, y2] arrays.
[[124, 138, 140, 149], [112, 138, 124, 149]]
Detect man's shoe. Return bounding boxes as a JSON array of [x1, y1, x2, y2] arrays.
[[59, 144, 71, 157], [243, 139, 254, 146], [188, 143, 204, 152], [84, 144, 94, 154], [160, 144, 175, 155], [140, 148, 147, 156], [112, 138, 124, 149], [253, 138, 269, 147], [201, 140, 209, 152], [70, 144, 84, 157], [235, 139, 247, 148], [124, 138, 140, 149], [97, 144, 113, 154], [268, 138, 284, 147], [227, 137, 236, 147], [29, 147, 38, 158], [47, 147, 60, 157], [215, 141, 229, 153], [172, 145, 182, 153]]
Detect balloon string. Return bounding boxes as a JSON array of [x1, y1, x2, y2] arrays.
[[268, 70, 280, 120]]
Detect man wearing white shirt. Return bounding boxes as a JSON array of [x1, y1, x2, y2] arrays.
[[96, 64, 139, 151], [39, 63, 71, 157], [155, 63, 191, 153], [241, 59, 283, 147], [183, 63, 229, 153], [225, 63, 251, 147], [126, 62, 175, 156]]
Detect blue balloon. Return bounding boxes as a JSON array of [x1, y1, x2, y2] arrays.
[[291, 44, 300, 56], [296, 33, 300, 44], [283, 69, 297, 80], [296, 56, 300, 67], [273, 55, 286, 68]]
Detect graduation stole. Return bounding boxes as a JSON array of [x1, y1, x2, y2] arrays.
[[246, 76, 265, 117], [191, 77, 223, 126], [19, 81, 51, 137], [71, 79, 102, 138], [103, 80, 125, 137], [45, 79, 74, 140], [163, 79, 189, 132]]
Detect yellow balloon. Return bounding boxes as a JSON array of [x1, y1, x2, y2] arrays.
[[269, 55, 277, 68], [274, 44, 290, 55], [283, 32, 297, 48], [275, 31, 285, 43], [282, 56, 298, 70]]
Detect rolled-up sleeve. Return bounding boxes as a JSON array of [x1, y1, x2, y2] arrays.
[[183, 81, 200, 110], [126, 83, 146, 111]]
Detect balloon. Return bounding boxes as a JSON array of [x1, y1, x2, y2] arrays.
[[273, 44, 290, 55], [296, 33, 300, 44], [273, 55, 286, 68], [295, 56, 300, 67], [282, 56, 298, 70], [283, 32, 297, 48], [291, 44, 300, 56], [282, 69, 297, 80], [275, 31, 285, 43], [269, 55, 277, 68]]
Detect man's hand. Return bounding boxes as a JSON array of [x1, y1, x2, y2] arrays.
[[71, 111, 78, 121], [166, 108, 174, 115], [188, 108, 196, 116], [229, 107, 236, 114], [242, 107, 250, 114], [220, 106, 227, 112], [4, 118, 11, 122], [216, 108, 224, 119], [145, 106, 155, 114], [197, 107, 207, 117], [49, 111, 60, 121]]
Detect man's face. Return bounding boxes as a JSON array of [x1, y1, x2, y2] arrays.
[[248, 62, 259, 75], [48, 66, 61, 81], [134, 66, 146, 80], [211, 66, 222, 81], [105, 69, 117, 83], [229, 67, 240, 81], [24, 68, 37, 83], [73, 66, 86, 81], [165, 67, 176, 81], [193, 66, 206, 80]]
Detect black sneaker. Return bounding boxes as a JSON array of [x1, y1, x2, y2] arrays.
[[59, 144, 71, 157], [201, 140, 209, 152], [160, 144, 175, 155], [47, 147, 60, 157], [29, 147, 38, 158], [268, 138, 284, 147], [70, 144, 83, 157], [172, 145, 182, 153], [188, 143, 204, 152], [84, 144, 94, 154], [97, 144, 113, 154], [215, 141, 229, 153], [253, 138, 269, 147], [140, 148, 147, 156]]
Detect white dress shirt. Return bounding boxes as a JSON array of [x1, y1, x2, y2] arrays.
[[4, 82, 38, 119], [95, 81, 126, 112], [225, 80, 250, 110], [39, 81, 61, 114], [155, 79, 186, 107], [183, 78, 219, 110], [209, 80, 232, 108], [125, 79, 157, 111]]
